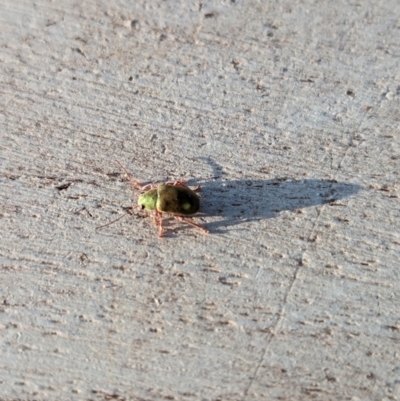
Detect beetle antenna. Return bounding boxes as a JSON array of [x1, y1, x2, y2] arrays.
[[115, 160, 142, 193], [96, 206, 139, 230]]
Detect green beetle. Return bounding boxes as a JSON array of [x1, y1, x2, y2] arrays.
[[97, 161, 209, 237]]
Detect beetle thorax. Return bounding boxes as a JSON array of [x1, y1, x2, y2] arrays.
[[138, 189, 157, 210]]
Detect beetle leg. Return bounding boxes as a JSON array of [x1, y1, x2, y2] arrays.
[[176, 182, 202, 192], [153, 213, 159, 227], [174, 216, 209, 234], [166, 180, 202, 192], [153, 209, 161, 226], [166, 180, 187, 187], [158, 217, 164, 237], [140, 183, 157, 191], [153, 210, 165, 237]]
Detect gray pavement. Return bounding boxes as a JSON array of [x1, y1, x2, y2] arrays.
[[1, 0, 399, 400]]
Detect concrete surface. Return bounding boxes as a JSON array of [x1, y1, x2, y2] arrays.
[[1, 0, 399, 400]]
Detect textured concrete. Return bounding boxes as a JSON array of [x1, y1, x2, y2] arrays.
[[1, 0, 399, 400]]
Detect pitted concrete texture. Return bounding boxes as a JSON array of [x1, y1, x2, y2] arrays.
[[1, 0, 399, 400]]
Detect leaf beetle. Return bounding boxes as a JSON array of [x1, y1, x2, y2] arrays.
[[97, 161, 209, 237]]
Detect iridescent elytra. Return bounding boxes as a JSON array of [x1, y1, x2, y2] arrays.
[[97, 161, 209, 237]]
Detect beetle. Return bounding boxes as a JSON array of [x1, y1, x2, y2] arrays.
[[97, 161, 209, 237]]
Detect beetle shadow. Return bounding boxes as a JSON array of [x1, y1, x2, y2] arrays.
[[197, 178, 362, 233]]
